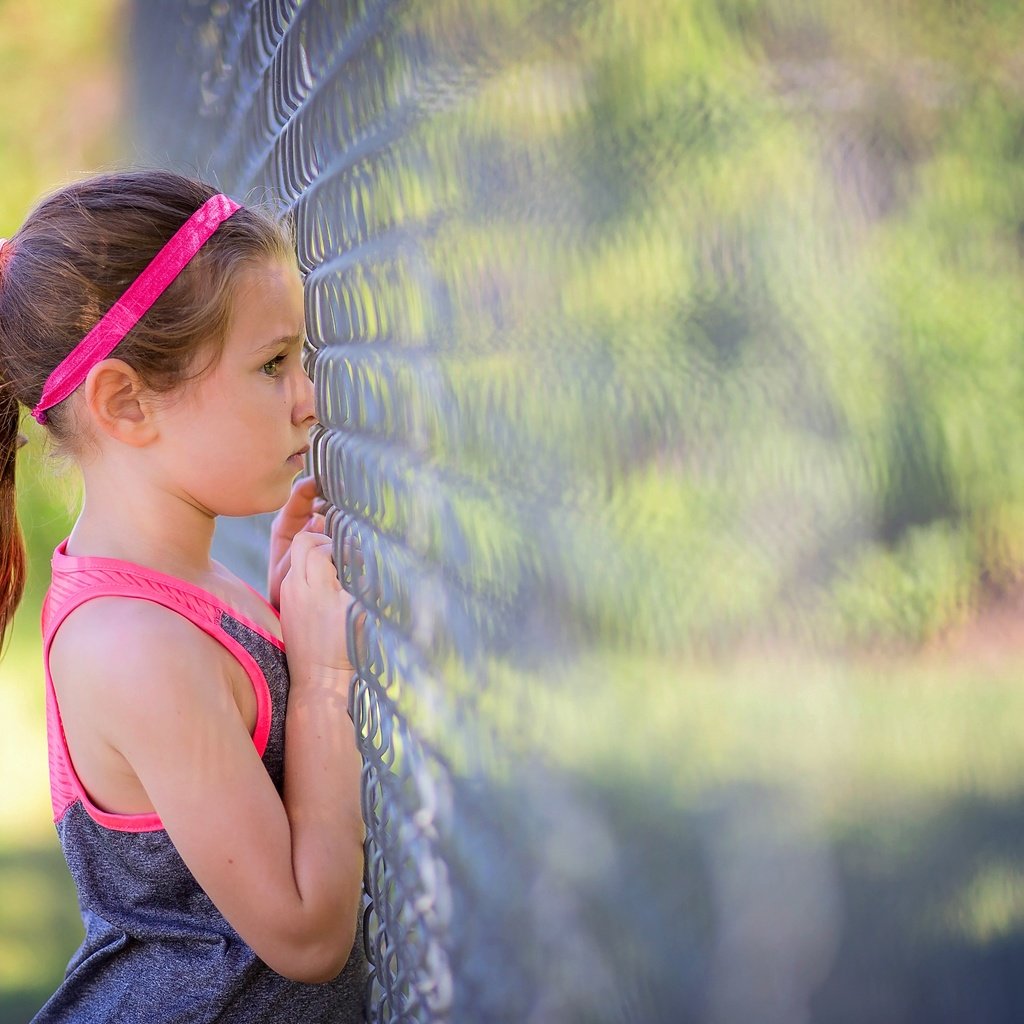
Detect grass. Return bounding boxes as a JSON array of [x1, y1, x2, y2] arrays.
[[0, 2, 123, 1015], [1, 609, 82, 1021], [530, 644, 1024, 809]]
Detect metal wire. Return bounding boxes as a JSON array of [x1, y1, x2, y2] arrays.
[[130, 3, 1024, 1023], [132, 4, 579, 1019], [129, 2, 739, 1022]]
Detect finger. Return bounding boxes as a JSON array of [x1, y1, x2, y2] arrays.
[[286, 482, 318, 521], [275, 476, 319, 526], [288, 529, 332, 559], [272, 548, 290, 578], [288, 530, 334, 576], [290, 527, 332, 549], [304, 542, 343, 589], [349, 606, 369, 665], [301, 513, 327, 534]]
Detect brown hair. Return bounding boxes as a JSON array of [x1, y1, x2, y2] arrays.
[[0, 169, 295, 655]]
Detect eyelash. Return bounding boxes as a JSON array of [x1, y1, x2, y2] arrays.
[[261, 354, 287, 377]]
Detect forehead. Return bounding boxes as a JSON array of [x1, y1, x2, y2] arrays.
[[224, 258, 305, 351]]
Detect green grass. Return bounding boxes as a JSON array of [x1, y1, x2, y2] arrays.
[[0, 841, 80, 1022], [535, 650, 1024, 813], [1, 613, 82, 1020]]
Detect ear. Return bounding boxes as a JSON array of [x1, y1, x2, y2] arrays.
[[82, 358, 159, 446]]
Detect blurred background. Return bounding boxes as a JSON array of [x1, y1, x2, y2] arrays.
[[6, 1, 1024, 1021], [0, 3, 123, 1020]]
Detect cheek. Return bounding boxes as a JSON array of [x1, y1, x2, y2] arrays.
[[214, 388, 271, 428]]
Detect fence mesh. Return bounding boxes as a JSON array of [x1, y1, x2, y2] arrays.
[[130, 3, 699, 1020], [126, 2, 1024, 1023]]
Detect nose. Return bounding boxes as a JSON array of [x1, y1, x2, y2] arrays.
[[293, 356, 317, 428]]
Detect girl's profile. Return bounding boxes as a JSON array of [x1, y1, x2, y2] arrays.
[[0, 170, 366, 1022]]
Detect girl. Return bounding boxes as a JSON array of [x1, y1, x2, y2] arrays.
[[0, 170, 367, 1022]]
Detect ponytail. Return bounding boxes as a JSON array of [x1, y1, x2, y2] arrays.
[[0, 377, 26, 658]]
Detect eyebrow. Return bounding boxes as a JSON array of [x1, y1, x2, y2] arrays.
[[252, 332, 305, 356]]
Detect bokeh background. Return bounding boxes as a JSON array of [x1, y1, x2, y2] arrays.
[[6, 1, 1024, 1021], [0, 3, 123, 1020]]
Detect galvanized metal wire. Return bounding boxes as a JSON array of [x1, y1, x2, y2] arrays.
[[127, 2, 851, 1022], [131, 3, 646, 1020]]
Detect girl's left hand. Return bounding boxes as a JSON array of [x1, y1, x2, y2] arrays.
[[268, 475, 327, 611]]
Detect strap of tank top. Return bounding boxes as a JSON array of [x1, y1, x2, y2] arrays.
[[43, 551, 280, 831]]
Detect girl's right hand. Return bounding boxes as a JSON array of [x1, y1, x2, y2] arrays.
[[278, 514, 354, 675]]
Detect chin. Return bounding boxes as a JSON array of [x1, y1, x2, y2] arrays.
[[213, 480, 294, 518]]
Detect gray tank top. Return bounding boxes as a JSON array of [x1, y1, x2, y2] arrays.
[[33, 540, 367, 1022]]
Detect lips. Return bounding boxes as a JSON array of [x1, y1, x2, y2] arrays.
[[290, 445, 310, 459]]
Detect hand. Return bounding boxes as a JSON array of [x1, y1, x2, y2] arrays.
[[279, 515, 355, 675], [268, 475, 327, 612]]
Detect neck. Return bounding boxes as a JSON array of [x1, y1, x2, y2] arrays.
[[67, 461, 218, 584]]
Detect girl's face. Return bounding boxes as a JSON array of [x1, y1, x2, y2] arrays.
[[153, 257, 316, 516]]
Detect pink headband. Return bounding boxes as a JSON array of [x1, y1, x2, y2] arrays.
[[30, 193, 242, 425]]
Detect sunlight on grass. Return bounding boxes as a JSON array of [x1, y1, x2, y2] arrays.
[[0, 3, 122, 1011], [936, 861, 1024, 946], [0, 866, 71, 990], [0, 622, 53, 849], [527, 649, 1024, 821]]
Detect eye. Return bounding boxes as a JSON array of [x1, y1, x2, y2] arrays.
[[261, 354, 287, 377]]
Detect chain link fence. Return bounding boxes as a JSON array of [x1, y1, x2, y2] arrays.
[[128, 2, 1024, 1022], [131, 2, 705, 1020]]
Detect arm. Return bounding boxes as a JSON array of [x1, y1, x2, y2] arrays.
[[64, 529, 363, 983], [275, 523, 366, 970]]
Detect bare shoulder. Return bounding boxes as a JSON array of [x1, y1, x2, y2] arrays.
[[49, 597, 245, 814], [50, 596, 232, 704]]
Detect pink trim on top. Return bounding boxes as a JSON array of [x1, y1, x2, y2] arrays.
[[51, 539, 283, 646], [30, 194, 241, 424], [43, 538, 284, 833]]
